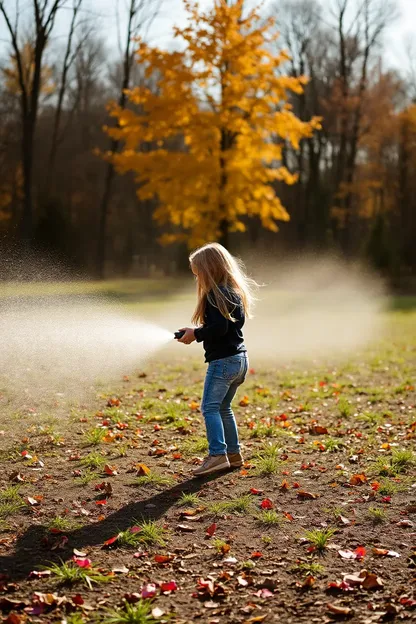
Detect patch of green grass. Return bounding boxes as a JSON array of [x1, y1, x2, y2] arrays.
[[212, 539, 230, 554], [0, 500, 25, 517], [253, 455, 281, 476], [81, 452, 106, 470], [303, 527, 336, 551], [180, 435, 208, 456], [134, 471, 175, 488], [256, 510, 281, 526], [117, 521, 167, 547], [100, 599, 160, 624], [45, 560, 112, 589], [292, 561, 325, 576], [0, 485, 21, 502], [75, 470, 99, 486], [209, 494, 253, 516], [323, 437, 344, 452], [48, 516, 82, 532], [338, 398, 352, 418], [261, 535, 273, 545], [391, 448, 415, 473], [177, 492, 201, 507], [84, 427, 107, 446], [377, 478, 409, 495], [367, 506, 388, 524]]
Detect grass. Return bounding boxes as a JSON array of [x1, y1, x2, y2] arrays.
[[303, 528, 336, 551], [180, 435, 208, 456], [0, 485, 22, 502], [0, 500, 25, 517], [134, 471, 175, 488], [378, 477, 409, 495], [252, 442, 282, 475], [117, 521, 167, 547], [209, 494, 253, 516], [75, 469, 99, 486], [338, 398, 352, 418], [84, 427, 107, 446], [212, 539, 230, 554], [177, 492, 201, 507], [391, 448, 415, 473], [81, 452, 106, 470], [48, 516, 82, 532], [323, 437, 344, 452], [367, 507, 388, 524], [45, 560, 112, 589], [293, 562, 326, 576], [256, 510, 281, 526], [100, 600, 160, 624]]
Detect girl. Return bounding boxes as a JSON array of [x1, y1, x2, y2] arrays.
[[177, 243, 256, 477]]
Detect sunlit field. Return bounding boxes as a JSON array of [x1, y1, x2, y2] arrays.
[[0, 280, 415, 623]]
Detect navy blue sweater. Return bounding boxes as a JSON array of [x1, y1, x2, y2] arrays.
[[194, 288, 246, 363]]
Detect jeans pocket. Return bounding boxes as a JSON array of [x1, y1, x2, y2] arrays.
[[222, 357, 243, 381]]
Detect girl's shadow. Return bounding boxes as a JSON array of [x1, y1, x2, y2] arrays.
[[0, 473, 223, 581]]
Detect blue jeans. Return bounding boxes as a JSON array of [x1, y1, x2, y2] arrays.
[[201, 353, 248, 456]]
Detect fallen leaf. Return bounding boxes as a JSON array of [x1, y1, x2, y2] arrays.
[[250, 551, 263, 559], [160, 580, 178, 593], [152, 607, 166, 618], [176, 524, 196, 532], [326, 603, 353, 616], [372, 548, 400, 558], [73, 557, 92, 569], [297, 490, 318, 500], [104, 464, 118, 476], [349, 473, 367, 486], [154, 554, 175, 564], [355, 546, 366, 560], [239, 396, 250, 407], [205, 523, 217, 537], [361, 572, 383, 590], [141, 584, 157, 599], [112, 565, 129, 574], [135, 463, 151, 476], [260, 498, 273, 509]]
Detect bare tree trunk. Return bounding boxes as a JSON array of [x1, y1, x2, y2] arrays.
[[46, 0, 84, 190], [96, 0, 162, 279], [0, 0, 66, 244]]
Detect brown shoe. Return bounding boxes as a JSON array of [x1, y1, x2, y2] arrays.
[[227, 452, 244, 468], [193, 455, 230, 477]]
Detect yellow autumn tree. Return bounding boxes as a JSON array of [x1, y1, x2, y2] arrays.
[[105, 0, 321, 247]]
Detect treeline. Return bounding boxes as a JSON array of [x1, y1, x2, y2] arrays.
[[0, 0, 415, 282]]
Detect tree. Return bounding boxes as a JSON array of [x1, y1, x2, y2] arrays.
[[104, 0, 321, 249], [96, 0, 163, 279], [0, 0, 68, 242]]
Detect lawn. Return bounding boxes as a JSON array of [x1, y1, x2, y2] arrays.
[[0, 280, 415, 623]]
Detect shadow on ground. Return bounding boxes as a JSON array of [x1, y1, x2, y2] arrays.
[[0, 473, 223, 581]]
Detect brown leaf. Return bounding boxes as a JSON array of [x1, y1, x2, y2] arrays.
[[326, 603, 353, 616], [310, 425, 329, 435], [349, 473, 367, 486], [297, 490, 318, 500], [176, 524, 196, 532], [154, 554, 175, 564], [361, 572, 383, 590]]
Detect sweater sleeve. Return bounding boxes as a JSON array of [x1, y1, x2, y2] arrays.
[[194, 300, 228, 343]]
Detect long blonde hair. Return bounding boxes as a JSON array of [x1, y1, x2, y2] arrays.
[[190, 243, 257, 325]]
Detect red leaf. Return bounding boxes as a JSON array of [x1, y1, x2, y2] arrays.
[[72, 594, 84, 605], [154, 554, 175, 564], [205, 523, 217, 537], [73, 557, 92, 569], [354, 546, 366, 560], [104, 464, 118, 476], [283, 511, 294, 522], [160, 580, 178, 593], [260, 498, 273, 509], [250, 551, 263, 559], [250, 488, 263, 495], [95, 499, 107, 505], [103, 534, 119, 547]]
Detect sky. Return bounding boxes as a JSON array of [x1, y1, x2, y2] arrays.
[[0, 0, 415, 71]]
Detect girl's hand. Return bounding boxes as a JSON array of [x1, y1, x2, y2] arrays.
[[177, 327, 196, 344]]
